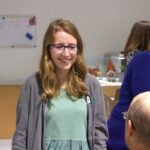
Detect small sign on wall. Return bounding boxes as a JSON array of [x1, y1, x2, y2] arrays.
[[0, 15, 36, 48]]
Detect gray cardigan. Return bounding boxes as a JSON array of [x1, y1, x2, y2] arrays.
[[12, 72, 108, 150]]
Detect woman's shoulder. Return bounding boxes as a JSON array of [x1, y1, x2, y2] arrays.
[[134, 50, 150, 57], [131, 51, 150, 63], [86, 72, 98, 81], [25, 71, 40, 82], [22, 71, 42, 89], [126, 49, 141, 63], [85, 73, 100, 87]]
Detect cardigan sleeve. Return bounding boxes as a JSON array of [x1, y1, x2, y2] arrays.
[[12, 82, 30, 150], [94, 79, 108, 150], [86, 73, 108, 150]]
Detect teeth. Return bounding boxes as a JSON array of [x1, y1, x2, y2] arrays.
[[62, 59, 69, 62], [62, 60, 69, 64]]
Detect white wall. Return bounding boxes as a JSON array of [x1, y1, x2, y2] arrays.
[[0, 0, 150, 84]]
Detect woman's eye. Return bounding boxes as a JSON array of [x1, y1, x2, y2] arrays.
[[55, 45, 63, 49], [69, 45, 77, 50]]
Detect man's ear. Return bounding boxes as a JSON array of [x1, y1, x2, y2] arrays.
[[126, 120, 134, 136]]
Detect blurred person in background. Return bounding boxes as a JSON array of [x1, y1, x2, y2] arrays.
[[107, 20, 150, 150]]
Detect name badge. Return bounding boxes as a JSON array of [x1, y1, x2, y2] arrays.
[[86, 96, 91, 104]]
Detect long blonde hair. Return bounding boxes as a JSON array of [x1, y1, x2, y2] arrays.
[[124, 20, 150, 56], [40, 18, 88, 100]]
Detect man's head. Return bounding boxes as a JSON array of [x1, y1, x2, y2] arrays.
[[125, 91, 150, 150]]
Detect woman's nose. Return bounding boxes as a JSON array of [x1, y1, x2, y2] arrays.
[[62, 48, 70, 55]]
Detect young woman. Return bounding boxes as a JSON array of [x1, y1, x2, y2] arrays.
[[12, 18, 108, 150]]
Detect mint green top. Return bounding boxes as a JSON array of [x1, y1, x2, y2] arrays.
[[45, 89, 89, 150]]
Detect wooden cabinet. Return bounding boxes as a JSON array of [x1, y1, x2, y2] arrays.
[[102, 85, 120, 118], [102, 85, 120, 99], [0, 85, 21, 138]]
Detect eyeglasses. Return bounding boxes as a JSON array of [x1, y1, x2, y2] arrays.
[[123, 111, 142, 135], [50, 43, 78, 53], [122, 111, 128, 120]]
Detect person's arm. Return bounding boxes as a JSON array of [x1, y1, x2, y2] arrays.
[[107, 51, 150, 149], [119, 51, 150, 106], [118, 61, 133, 108], [12, 83, 30, 150], [131, 51, 150, 95], [93, 78, 108, 150]]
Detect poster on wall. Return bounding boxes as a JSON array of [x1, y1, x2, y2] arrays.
[[0, 15, 36, 48]]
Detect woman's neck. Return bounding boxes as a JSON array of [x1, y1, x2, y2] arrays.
[[56, 71, 69, 88]]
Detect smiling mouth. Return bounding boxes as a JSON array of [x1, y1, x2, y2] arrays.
[[60, 59, 71, 64]]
